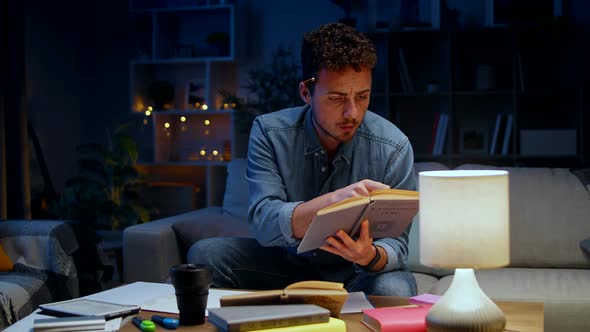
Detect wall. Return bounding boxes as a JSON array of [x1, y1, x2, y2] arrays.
[[26, 0, 130, 192]]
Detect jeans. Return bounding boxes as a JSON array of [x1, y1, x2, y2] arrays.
[[187, 237, 417, 296]]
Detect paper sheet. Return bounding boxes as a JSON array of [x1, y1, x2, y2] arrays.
[[85, 282, 374, 316], [142, 289, 250, 315]]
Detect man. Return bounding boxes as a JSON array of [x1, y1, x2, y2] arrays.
[[189, 23, 417, 296]]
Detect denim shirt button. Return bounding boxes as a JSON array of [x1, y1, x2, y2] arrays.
[[320, 166, 326, 172]]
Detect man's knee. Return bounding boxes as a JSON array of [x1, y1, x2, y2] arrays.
[[187, 238, 225, 265], [371, 271, 417, 296]]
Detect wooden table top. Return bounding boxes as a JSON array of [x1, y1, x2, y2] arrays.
[[119, 296, 544, 332]]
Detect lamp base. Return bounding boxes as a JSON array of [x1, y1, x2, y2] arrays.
[[426, 268, 505, 332]]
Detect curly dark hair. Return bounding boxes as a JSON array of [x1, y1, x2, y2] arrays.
[[301, 23, 377, 85]]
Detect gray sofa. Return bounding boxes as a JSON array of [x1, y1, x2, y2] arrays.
[[0, 220, 79, 329], [123, 159, 590, 332]]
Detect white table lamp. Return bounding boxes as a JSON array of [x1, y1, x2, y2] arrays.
[[419, 170, 510, 332]]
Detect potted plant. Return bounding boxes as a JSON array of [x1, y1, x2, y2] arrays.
[[48, 122, 150, 231]]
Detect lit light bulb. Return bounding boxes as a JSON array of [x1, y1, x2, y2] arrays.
[[199, 149, 206, 156], [180, 116, 186, 122], [147, 106, 153, 111], [212, 150, 219, 156], [204, 120, 211, 126], [223, 103, 229, 109], [145, 110, 152, 116], [231, 103, 237, 108], [201, 104, 208, 111], [164, 122, 170, 128]]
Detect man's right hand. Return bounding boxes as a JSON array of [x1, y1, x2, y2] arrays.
[[330, 179, 390, 202], [291, 179, 390, 239]]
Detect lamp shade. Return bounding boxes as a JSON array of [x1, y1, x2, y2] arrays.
[[419, 170, 510, 269]]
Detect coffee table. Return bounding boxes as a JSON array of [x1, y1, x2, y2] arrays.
[[118, 296, 544, 332]]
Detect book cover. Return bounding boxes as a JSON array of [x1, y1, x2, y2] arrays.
[[429, 113, 441, 154], [33, 316, 106, 332], [297, 189, 419, 254], [256, 317, 345, 332], [207, 304, 330, 332], [489, 113, 503, 155], [219, 280, 349, 318], [361, 305, 431, 332], [501, 114, 513, 156]]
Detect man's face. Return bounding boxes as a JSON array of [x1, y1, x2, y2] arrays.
[[308, 67, 372, 148]]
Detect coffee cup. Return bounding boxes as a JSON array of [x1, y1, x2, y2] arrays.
[[169, 264, 212, 325]]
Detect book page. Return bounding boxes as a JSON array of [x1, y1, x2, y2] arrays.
[[361, 199, 418, 239], [317, 196, 369, 215], [286, 281, 344, 291], [369, 188, 418, 200]]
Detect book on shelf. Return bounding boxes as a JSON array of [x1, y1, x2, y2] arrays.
[[297, 189, 419, 254], [207, 304, 330, 332], [432, 113, 448, 156], [429, 113, 441, 154], [397, 48, 413, 93], [501, 114, 513, 156], [361, 304, 432, 332], [489, 113, 504, 155], [219, 280, 349, 317]]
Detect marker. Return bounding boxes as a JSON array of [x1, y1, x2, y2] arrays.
[[132, 317, 156, 332], [151, 315, 180, 329]]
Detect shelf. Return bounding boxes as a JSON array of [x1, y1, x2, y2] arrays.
[[372, 26, 586, 166], [131, 4, 234, 12], [132, 57, 234, 64], [129, 1, 238, 208]]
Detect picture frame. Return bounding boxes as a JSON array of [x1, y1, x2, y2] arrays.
[[460, 122, 489, 155]]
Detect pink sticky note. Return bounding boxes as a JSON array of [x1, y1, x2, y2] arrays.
[[410, 294, 441, 305]]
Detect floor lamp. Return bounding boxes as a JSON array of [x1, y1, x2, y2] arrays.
[[418, 170, 510, 332]]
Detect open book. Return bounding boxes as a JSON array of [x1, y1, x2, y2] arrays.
[[297, 188, 419, 253], [219, 280, 349, 317]]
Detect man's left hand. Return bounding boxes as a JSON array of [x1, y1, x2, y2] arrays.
[[320, 219, 376, 266]]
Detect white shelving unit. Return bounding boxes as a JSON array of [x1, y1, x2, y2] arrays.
[[129, 1, 237, 213]]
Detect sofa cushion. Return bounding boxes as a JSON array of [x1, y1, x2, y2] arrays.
[[0, 245, 13, 271], [571, 167, 590, 192], [581, 238, 590, 258], [171, 207, 252, 256], [455, 164, 590, 269], [222, 158, 249, 220], [431, 267, 590, 302]]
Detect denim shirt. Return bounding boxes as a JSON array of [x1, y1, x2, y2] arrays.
[[246, 105, 417, 272]]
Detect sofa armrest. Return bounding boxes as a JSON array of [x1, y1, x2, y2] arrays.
[[123, 207, 228, 283], [0, 220, 79, 299]]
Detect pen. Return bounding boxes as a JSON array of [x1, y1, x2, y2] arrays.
[[151, 315, 179, 329], [132, 317, 156, 332]]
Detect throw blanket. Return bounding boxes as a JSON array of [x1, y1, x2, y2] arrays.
[[0, 221, 79, 328]]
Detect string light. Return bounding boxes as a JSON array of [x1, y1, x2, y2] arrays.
[[180, 116, 187, 122], [199, 149, 206, 156], [204, 119, 211, 126], [164, 122, 170, 128], [212, 150, 219, 156], [201, 104, 208, 111]]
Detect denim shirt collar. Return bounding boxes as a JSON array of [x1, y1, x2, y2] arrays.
[[303, 105, 354, 165]]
